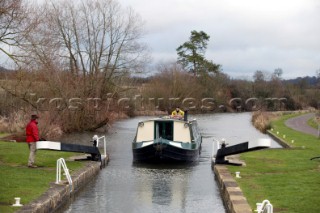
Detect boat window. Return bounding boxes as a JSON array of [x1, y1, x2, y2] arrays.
[[155, 121, 173, 141]]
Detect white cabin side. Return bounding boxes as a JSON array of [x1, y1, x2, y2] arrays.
[[136, 121, 154, 142], [135, 119, 195, 143], [173, 122, 191, 143]]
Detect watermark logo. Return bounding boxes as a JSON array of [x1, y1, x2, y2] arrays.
[[23, 95, 288, 112]]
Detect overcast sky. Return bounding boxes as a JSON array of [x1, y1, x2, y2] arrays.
[[118, 0, 320, 79]]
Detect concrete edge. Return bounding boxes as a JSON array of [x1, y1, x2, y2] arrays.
[[16, 156, 109, 213], [266, 130, 291, 148], [213, 164, 253, 213]]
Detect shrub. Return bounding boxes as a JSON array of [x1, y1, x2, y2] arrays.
[[251, 111, 277, 133]]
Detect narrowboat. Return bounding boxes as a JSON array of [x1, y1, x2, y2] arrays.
[[132, 115, 202, 162]]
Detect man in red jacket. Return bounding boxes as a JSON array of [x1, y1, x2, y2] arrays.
[[26, 114, 40, 168]]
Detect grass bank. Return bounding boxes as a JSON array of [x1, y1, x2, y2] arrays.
[[0, 141, 83, 213], [307, 116, 319, 130], [227, 113, 320, 213]]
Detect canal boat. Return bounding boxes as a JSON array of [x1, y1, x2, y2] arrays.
[[132, 114, 202, 162]]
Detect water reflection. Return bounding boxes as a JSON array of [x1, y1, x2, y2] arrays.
[[132, 163, 192, 211]]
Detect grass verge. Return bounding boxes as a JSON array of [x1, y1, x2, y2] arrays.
[[0, 141, 84, 213], [0, 132, 10, 138], [307, 116, 319, 130], [227, 113, 320, 213]]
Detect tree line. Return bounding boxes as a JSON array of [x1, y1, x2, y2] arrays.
[[0, 0, 319, 138]]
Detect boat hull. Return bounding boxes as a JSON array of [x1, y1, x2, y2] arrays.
[[132, 142, 201, 162]]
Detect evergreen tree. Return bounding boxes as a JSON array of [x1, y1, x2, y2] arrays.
[[176, 30, 220, 76]]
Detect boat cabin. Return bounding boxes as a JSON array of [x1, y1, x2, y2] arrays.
[[135, 118, 200, 144]]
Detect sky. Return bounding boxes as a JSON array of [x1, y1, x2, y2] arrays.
[[118, 0, 320, 79]]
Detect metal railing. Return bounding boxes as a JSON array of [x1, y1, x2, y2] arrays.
[[93, 135, 107, 158], [56, 158, 73, 191], [255, 200, 273, 213]]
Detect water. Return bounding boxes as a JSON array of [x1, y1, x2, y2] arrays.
[[197, 113, 281, 148], [61, 113, 280, 213]]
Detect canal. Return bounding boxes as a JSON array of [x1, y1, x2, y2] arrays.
[[61, 113, 281, 213]]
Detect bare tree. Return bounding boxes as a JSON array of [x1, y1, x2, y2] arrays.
[[253, 70, 265, 82], [0, 0, 22, 61], [0, 0, 37, 64], [1, 0, 150, 133], [20, 0, 148, 78], [142, 62, 202, 112], [273, 68, 283, 79]]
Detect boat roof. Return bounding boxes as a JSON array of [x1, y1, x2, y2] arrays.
[[138, 116, 196, 123]]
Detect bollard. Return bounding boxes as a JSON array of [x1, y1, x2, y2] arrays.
[[256, 202, 262, 212], [235, 171, 241, 178], [12, 197, 23, 207]]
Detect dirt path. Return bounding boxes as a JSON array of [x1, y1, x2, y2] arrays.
[[285, 113, 319, 137]]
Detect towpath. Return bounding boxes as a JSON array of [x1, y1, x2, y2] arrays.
[[285, 113, 319, 137]]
